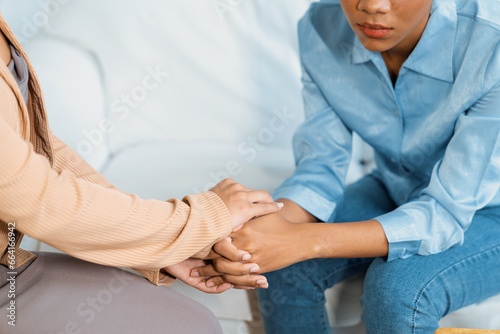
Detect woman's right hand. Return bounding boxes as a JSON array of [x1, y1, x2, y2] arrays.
[[191, 237, 269, 289], [210, 178, 283, 229]]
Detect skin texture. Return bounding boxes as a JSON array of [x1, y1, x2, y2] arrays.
[[193, 0, 434, 289], [165, 178, 282, 291], [209, 178, 283, 230], [340, 0, 433, 83], [194, 215, 313, 278], [164, 258, 234, 294], [195, 213, 389, 288], [188, 238, 269, 289]]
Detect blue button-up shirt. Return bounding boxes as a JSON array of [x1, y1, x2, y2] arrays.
[[274, 0, 500, 261]]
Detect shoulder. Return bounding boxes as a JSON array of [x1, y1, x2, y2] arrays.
[[455, 0, 500, 31], [452, 0, 500, 88], [0, 69, 24, 133]]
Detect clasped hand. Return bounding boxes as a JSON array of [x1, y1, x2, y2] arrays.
[[190, 213, 312, 291], [164, 178, 290, 292]]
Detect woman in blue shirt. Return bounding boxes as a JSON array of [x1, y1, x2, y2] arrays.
[[194, 0, 500, 332]]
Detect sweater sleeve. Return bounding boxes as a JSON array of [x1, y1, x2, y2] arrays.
[[51, 134, 172, 285], [0, 117, 233, 285], [50, 133, 122, 192]]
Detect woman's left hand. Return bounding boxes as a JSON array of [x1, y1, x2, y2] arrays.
[[164, 258, 234, 294]]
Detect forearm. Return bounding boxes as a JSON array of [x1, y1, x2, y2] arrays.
[[50, 133, 121, 192], [304, 219, 389, 260], [199, 216, 389, 279], [1, 119, 233, 269]]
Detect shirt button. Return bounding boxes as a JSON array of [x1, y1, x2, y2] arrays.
[[394, 109, 400, 117], [391, 158, 396, 163]]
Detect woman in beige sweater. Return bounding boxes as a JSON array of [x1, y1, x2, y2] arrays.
[[0, 12, 280, 333]]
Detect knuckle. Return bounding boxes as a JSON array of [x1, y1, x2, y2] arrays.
[[212, 258, 222, 271], [213, 242, 223, 254], [236, 264, 248, 275], [247, 277, 259, 286], [227, 183, 238, 192], [234, 191, 248, 201], [221, 275, 234, 284], [258, 190, 271, 198], [213, 259, 226, 273], [225, 275, 246, 285], [233, 182, 244, 191], [223, 178, 235, 185], [212, 276, 224, 285]]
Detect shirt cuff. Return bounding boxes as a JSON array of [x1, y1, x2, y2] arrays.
[[375, 210, 422, 261], [134, 268, 176, 286], [273, 185, 337, 222]]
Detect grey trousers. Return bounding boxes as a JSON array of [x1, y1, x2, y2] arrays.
[[0, 252, 223, 334]]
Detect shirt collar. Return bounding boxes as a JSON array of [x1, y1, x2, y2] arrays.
[[351, 0, 457, 83], [351, 34, 371, 64]]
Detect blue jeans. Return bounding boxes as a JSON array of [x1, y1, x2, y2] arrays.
[[258, 175, 500, 333]]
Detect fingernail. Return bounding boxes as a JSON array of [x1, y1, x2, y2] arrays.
[[225, 237, 232, 242], [250, 265, 259, 273], [207, 281, 215, 287], [259, 284, 269, 289], [277, 202, 284, 208], [242, 254, 251, 261], [191, 270, 200, 277], [256, 279, 267, 285]]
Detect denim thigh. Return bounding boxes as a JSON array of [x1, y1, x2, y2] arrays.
[[362, 204, 500, 334]]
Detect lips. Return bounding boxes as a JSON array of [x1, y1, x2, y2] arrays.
[[357, 22, 393, 39]]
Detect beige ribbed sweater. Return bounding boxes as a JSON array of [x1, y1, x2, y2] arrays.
[[0, 12, 233, 285]]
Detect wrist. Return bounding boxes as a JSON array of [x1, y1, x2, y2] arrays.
[[295, 222, 322, 261], [277, 198, 318, 223]]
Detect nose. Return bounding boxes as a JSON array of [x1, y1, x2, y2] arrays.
[[358, 0, 391, 14]]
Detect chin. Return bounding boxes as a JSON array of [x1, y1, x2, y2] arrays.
[[355, 34, 395, 53]]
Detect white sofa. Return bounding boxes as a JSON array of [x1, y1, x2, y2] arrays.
[[1, 1, 499, 332]]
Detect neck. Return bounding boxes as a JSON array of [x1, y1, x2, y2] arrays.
[[381, 52, 404, 86], [381, 13, 431, 85]]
